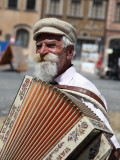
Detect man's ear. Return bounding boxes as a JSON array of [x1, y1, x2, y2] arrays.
[[66, 45, 74, 60]]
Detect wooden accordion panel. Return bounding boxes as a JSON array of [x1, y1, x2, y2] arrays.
[[0, 76, 113, 160]]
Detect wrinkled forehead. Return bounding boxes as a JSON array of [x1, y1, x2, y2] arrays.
[[36, 33, 63, 42]]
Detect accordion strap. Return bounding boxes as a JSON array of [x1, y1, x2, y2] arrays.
[[55, 85, 109, 120]]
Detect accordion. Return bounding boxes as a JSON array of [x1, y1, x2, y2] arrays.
[[0, 76, 113, 160]]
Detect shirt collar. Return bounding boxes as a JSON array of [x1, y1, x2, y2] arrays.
[[55, 66, 76, 85]]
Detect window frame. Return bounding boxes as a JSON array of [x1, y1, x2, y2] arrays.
[[46, 0, 63, 16], [88, 0, 107, 20], [115, 2, 120, 22], [0, 0, 2, 8], [67, 0, 83, 18], [16, 29, 30, 48], [25, 0, 36, 11], [7, 0, 18, 10]]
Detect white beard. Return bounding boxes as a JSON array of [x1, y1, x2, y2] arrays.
[[33, 53, 59, 83], [34, 61, 57, 83]]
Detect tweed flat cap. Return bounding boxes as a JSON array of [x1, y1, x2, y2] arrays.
[[33, 18, 77, 43]]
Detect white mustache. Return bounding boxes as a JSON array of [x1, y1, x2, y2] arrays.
[[33, 53, 59, 63]]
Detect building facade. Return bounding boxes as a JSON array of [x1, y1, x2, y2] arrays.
[[41, 0, 108, 61], [0, 0, 109, 60], [0, 0, 42, 56], [105, 0, 120, 50], [101, 0, 120, 78]]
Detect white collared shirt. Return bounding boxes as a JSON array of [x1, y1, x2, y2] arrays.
[[55, 66, 120, 148]]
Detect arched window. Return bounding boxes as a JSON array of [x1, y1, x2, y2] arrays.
[[16, 29, 29, 48]]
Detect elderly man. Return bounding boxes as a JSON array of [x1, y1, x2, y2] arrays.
[[33, 17, 120, 159]]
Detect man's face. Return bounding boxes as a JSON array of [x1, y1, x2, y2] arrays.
[[36, 34, 65, 57], [33, 33, 69, 82]]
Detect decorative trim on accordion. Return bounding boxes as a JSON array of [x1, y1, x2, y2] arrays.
[[43, 116, 113, 160], [0, 76, 33, 149]]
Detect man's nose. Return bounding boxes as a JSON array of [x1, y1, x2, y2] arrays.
[[37, 44, 48, 55]]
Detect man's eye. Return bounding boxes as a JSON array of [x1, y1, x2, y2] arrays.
[[46, 43, 57, 48], [36, 44, 42, 49]]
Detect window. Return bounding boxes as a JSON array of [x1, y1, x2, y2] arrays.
[[115, 3, 120, 22], [8, 0, 17, 9], [46, 0, 63, 15], [70, 0, 81, 17], [67, 0, 83, 17], [88, 0, 106, 19], [26, 0, 36, 10], [0, 0, 2, 8], [48, 0, 60, 15], [5, 34, 10, 41], [16, 29, 29, 48], [92, 1, 102, 19]]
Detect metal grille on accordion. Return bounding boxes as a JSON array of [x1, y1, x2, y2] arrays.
[[0, 75, 113, 160]]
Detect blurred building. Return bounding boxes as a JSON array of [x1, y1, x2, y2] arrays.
[[2, 0, 119, 63], [0, 0, 42, 56], [100, 0, 120, 79], [41, 0, 108, 61], [105, 0, 120, 50]]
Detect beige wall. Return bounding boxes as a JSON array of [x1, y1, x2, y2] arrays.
[[0, 0, 108, 57], [0, 0, 42, 56]]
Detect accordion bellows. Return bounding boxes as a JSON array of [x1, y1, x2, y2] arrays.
[[0, 76, 113, 160]]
